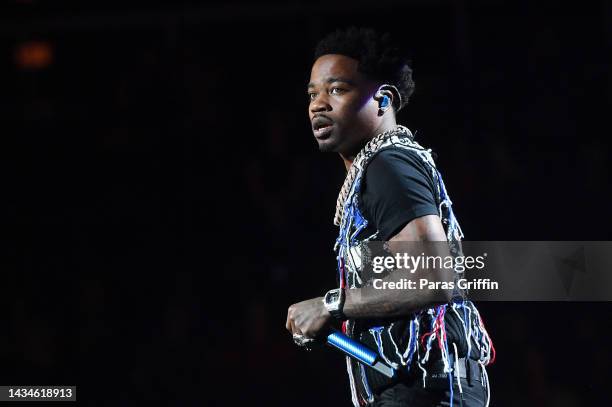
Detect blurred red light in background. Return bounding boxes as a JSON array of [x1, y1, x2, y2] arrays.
[[15, 41, 54, 70]]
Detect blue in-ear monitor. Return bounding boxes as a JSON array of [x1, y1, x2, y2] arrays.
[[380, 95, 390, 108]]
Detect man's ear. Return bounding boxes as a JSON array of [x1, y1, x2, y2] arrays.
[[375, 84, 402, 113], [374, 87, 395, 115]]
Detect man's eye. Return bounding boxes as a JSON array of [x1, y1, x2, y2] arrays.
[[330, 87, 344, 95], [308, 92, 317, 101]]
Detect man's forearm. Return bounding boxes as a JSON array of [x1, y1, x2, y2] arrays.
[[342, 267, 453, 320]]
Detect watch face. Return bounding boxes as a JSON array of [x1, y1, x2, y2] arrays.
[[326, 290, 340, 306], [325, 289, 345, 320]]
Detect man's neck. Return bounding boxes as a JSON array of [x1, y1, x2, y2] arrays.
[[341, 155, 355, 171], [340, 120, 397, 171]]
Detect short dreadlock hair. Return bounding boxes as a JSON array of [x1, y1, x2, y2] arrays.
[[314, 27, 415, 111]]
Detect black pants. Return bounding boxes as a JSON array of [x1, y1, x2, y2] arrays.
[[370, 377, 488, 407]]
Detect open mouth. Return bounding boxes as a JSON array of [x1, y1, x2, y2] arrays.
[[312, 117, 334, 138], [314, 123, 333, 138]]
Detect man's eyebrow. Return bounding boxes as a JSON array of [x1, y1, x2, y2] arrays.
[[307, 77, 355, 88]]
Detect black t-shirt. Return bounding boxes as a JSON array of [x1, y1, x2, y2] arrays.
[[359, 148, 440, 240], [355, 147, 471, 392]]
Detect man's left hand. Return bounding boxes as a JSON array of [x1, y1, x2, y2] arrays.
[[286, 297, 331, 339]]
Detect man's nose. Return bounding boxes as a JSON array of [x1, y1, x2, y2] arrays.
[[310, 94, 331, 113]]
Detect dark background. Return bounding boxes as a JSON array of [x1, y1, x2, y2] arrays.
[[2, 0, 611, 405]]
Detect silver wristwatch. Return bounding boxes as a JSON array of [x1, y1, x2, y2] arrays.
[[323, 288, 346, 321]]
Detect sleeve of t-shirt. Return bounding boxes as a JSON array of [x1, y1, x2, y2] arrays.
[[360, 148, 440, 241]]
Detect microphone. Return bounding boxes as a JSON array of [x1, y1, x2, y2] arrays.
[[326, 330, 395, 378]]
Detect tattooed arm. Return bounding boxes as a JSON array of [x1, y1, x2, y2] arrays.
[[343, 214, 453, 319]]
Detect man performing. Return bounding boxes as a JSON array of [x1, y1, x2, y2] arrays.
[[285, 28, 495, 406]]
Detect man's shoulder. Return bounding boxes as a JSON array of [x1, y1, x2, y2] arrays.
[[364, 145, 433, 180]]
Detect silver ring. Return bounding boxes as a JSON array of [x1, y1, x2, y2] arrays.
[[292, 333, 315, 347]]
